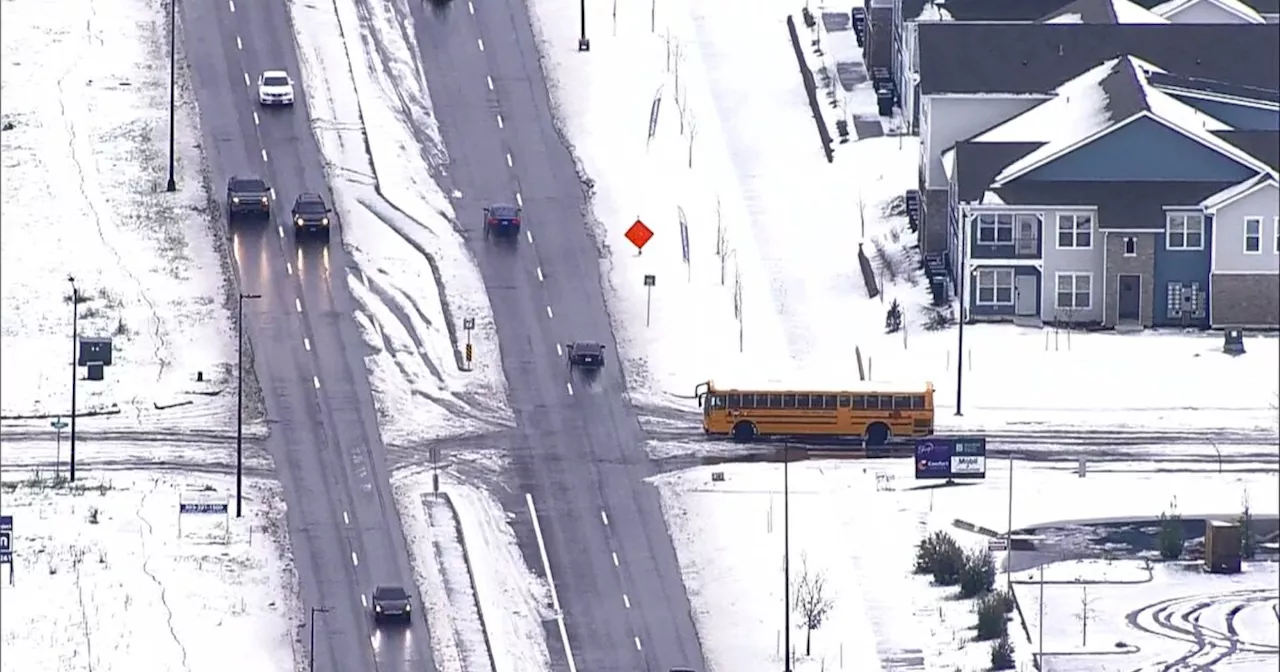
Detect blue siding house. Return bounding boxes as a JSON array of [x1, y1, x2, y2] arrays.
[[941, 55, 1279, 328]]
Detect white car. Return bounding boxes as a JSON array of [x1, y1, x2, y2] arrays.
[[257, 70, 295, 106]]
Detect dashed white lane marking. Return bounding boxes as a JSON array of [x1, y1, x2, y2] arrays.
[[261, 149, 269, 162], [497, 114, 504, 129], [487, 75, 494, 90], [612, 552, 619, 567], [351, 551, 359, 567], [286, 262, 293, 275], [468, 1, 475, 13], [269, 187, 276, 200], [634, 637, 642, 651], [536, 267, 544, 282], [313, 376, 321, 389], [236, 36, 243, 50], [477, 38, 485, 52], [277, 225, 284, 238], [304, 337, 311, 351], [506, 152, 513, 167], [361, 594, 368, 608], [516, 192, 523, 207], [556, 343, 563, 357], [527, 493, 578, 672], [526, 230, 533, 244], [343, 511, 350, 525], [623, 594, 631, 609], [546, 305, 554, 319], [243, 72, 251, 87], [229, 0, 235, 11], [295, 298, 303, 312], [601, 510, 609, 525], [252, 111, 260, 125], [566, 382, 574, 396]]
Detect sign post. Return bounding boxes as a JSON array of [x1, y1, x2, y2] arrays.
[[914, 437, 987, 483], [51, 417, 68, 479], [462, 317, 476, 371], [643, 274, 657, 326], [677, 207, 690, 282]]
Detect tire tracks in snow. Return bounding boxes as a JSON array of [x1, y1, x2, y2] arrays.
[[135, 478, 191, 672]]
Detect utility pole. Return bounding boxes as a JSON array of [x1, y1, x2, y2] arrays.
[[68, 276, 79, 482], [236, 292, 261, 517], [1005, 452, 1014, 589], [166, 0, 178, 192], [783, 443, 792, 672], [1037, 564, 1045, 664], [955, 220, 966, 416], [577, 0, 590, 51]]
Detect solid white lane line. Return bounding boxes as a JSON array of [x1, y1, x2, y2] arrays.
[[526, 230, 533, 244], [277, 225, 284, 238], [229, 0, 235, 11], [497, 114, 504, 129], [295, 298, 303, 312], [527, 493, 578, 672], [361, 594, 368, 608], [634, 637, 642, 651], [243, 72, 250, 86], [343, 511, 350, 525], [612, 552, 619, 567], [556, 343, 563, 357], [536, 267, 544, 282], [506, 153, 513, 167], [477, 38, 485, 51], [313, 376, 321, 389], [269, 187, 276, 200], [623, 594, 631, 608], [253, 111, 260, 125], [351, 551, 359, 567], [567, 382, 574, 396], [516, 192, 523, 207], [286, 262, 293, 275], [304, 337, 311, 351], [601, 510, 609, 525], [546, 305, 554, 319], [261, 149, 269, 162], [487, 75, 494, 90], [236, 36, 243, 50], [468, 1, 475, 12]]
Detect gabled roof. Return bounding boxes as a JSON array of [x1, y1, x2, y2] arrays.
[[917, 23, 1280, 95], [904, 0, 1090, 22], [1040, 0, 1171, 23], [1147, 72, 1280, 108], [945, 142, 1043, 202], [1199, 173, 1279, 213], [992, 181, 1241, 229], [1212, 131, 1280, 170], [1151, 0, 1267, 22]]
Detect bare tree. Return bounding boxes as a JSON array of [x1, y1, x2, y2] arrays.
[[672, 41, 685, 109], [1075, 585, 1096, 647], [792, 554, 835, 656], [676, 82, 688, 135], [687, 111, 698, 168], [857, 191, 867, 239]]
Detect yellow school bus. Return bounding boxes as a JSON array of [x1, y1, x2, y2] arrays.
[[694, 379, 935, 445]]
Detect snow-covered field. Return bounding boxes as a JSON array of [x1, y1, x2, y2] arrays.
[[526, 0, 1280, 441], [0, 469, 298, 672], [654, 459, 1280, 672], [286, 0, 513, 449], [1, 0, 237, 433]]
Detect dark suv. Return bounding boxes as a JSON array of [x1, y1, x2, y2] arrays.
[[227, 176, 271, 220], [291, 193, 332, 240], [567, 341, 606, 368], [371, 585, 412, 624], [483, 204, 522, 239]]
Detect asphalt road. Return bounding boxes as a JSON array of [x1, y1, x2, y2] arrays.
[[180, 1, 436, 671], [406, 1, 707, 670]]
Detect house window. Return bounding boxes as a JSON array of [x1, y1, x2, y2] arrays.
[[1054, 273, 1092, 311], [1244, 217, 1263, 254], [1276, 217, 1279, 254], [1166, 283, 1205, 319], [1166, 213, 1204, 250], [975, 214, 1014, 245], [1123, 237, 1137, 256], [975, 269, 1014, 305], [1056, 214, 1093, 249]]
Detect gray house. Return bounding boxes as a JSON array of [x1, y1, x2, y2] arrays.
[[913, 22, 1280, 258], [941, 56, 1279, 329]]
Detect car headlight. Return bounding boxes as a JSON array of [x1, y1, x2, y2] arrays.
[[295, 216, 304, 225], [321, 217, 329, 226], [404, 604, 411, 612], [260, 197, 269, 205], [375, 605, 383, 612], [232, 197, 240, 204]]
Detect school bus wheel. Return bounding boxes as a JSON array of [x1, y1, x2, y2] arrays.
[[731, 420, 757, 443], [864, 422, 891, 447]]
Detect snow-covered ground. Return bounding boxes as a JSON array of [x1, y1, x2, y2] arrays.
[[286, 0, 513, 448], [0, 469, 298, 672], [1, 0, 237, 433], [526, 0, 1280, 441], [654, 458, 1280, 672]]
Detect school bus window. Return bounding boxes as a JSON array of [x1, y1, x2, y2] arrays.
[[825, 395, 837, 409], [712, 395, 727, 409], [875, 396, 891, 410], [894, 396, 912, 410], [796, 395, 811, 409], [728, 394, 741, 408], [851, 395, 867, 410], [912, 395, 926, 409], [781, 394, 795, 408], [838, 395, 851, 408]]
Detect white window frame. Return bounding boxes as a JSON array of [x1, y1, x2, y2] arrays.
[[1275, 216, 1279, 254], [974, 213, 1014, 245], [1054, 272, 1092, 311], [1243, 217, 1263, 254], [1123, 236, 1137, 257], [975, 269, 1014, 306], [1055, 213, 1093, 250], [1165, 213, 1205, 251]]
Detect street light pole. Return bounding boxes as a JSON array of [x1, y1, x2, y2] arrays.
[[309, 606, 331, 671], [68, 276, 80, 482], [166, 0, 177, 192], [955, 219, 967, 416], [577, 0, 590, 51], [236, 292, 261, 517], [783, 443, 791, 672]]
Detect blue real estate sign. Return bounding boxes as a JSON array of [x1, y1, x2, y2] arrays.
[[0, 515, 13, 564], [914, 437, 988, 480]]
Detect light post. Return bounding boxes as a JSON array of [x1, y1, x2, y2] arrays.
[[783, 443, 792, 672], [577, 0, 590, 51], [955, 220, 967, 416], [166, 0, 177, 192], [68, 276, 80, 482], [309, 606, 331, 671], [236, 292, 262, 517]]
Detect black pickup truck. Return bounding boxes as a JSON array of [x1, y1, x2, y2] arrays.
[[291, 192, 332, 241], [226, 176, 271, 221]]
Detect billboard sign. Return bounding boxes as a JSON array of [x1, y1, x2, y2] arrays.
[[914, 437, 987, 480]]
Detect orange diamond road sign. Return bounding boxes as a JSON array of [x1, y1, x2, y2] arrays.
[[625, 220, 654, 251]]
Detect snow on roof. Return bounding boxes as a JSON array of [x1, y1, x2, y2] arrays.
[[1199, 173, 1279, 212], [980, 190, 1006, 205], [705, 376, 934, 394], [1152, 0, 1267, 22], [1043, 0, 1170, 23], [917, 2, 954, 20], [1111, 0, 1174, 22], [1045, 12, 1085, 21]]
